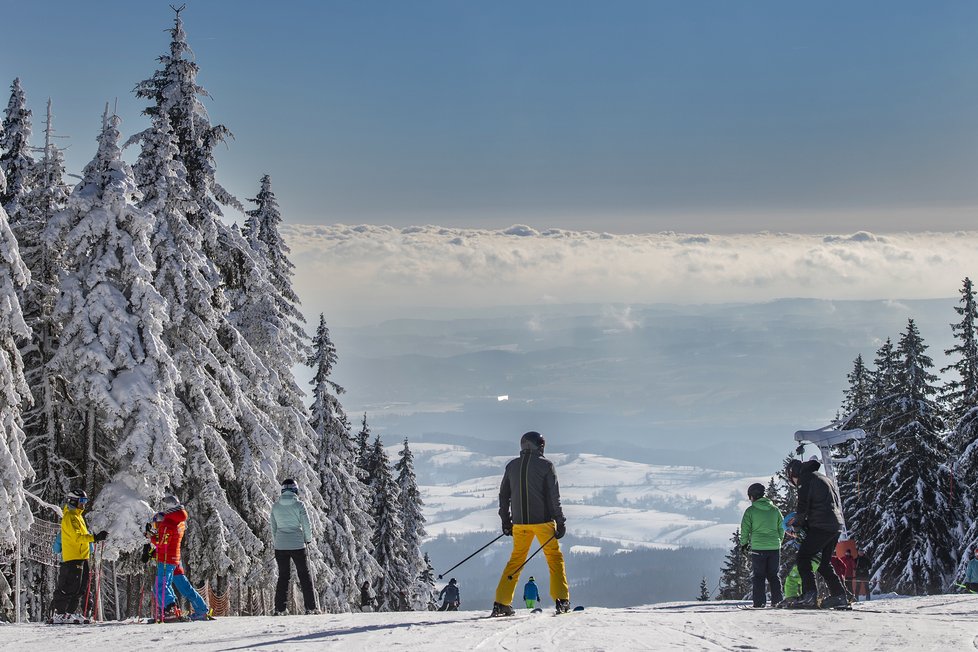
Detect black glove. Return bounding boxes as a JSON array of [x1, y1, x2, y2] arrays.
[[502, 520, 513, 536], [94, 530, 109, 542], [141, 543, 152, 563], [555, 521, 566, 540]]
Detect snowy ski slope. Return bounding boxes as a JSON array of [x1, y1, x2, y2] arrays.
[[6, 595, 976, 651]]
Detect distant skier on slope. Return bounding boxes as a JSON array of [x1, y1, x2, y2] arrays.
[[854, 550, 872, 600], [965, 548, 978, 593], [782, 459, 849, 609], [150, 495, 213, 621], [360, 581, 376, 612], [438, 578, 460, 611], [49, 490, 108, 624], [523, 576, 541, 610], [739, 483, 784, 608], [492, 431, 570, 617]]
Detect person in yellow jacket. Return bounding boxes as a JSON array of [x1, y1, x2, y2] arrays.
[[49, 490, 108, 624]]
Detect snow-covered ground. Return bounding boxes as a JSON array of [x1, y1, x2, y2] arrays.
[[6, 595, 977, 650], [415, 444, 764, 549]]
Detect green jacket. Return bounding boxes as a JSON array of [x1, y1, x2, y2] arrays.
[[740, 497, 784, 551]]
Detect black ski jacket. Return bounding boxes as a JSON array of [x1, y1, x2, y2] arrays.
[[794, 459, 845, 533], [499, 450, 565, 527]]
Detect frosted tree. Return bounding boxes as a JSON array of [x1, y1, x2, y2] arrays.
[[47, 109, 185, 555], [697, 577, 710, 601], [717, 529, 750, 600], [841, 354, 873, 427], [943, 278, 978, 421], [0, 78, 36, 219], [307, 314, 377, 611], [355, 413, 372, 477], [129, 107, 260, 582], [0, 167, 35, 546], [418, 553, 437, 610], [868, 320, 955, 594], [366, 435, 410, 610], [394, 438, 431, 609], [17, 99, 73, 505]]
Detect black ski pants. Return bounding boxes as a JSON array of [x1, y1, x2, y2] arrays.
[[750, 549, 782, 607], [274, 548, 317, 613], [796, 527, 845, 597], [51, 559, 90, 615]]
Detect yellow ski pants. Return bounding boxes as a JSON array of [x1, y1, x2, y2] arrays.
[[494, 522, 569, 605]]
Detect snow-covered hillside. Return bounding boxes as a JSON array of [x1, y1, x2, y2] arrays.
[[7, 595, 977, 651], [414, 443, 764, 549]]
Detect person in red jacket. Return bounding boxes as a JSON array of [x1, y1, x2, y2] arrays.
[[149, 495, 212, 621], [841, 549, 857, 596]]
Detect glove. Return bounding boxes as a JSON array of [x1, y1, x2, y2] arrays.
[[94, 530, 109, 542], [555, 521, 566, 540], [502, 520, 513, 536], [141, 543, 152, 563]]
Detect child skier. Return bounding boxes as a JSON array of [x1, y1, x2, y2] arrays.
[[49, 490, 108, 624], [149, 495, 213, 621], [740, 483, 784, 608], [523, 576, 540, 610], [965, 548, 978, 593]]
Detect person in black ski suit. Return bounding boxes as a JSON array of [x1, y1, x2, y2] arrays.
[[784, 459, 849, 609], [438, 578, 460, 611], [359, 580, 376, 612]]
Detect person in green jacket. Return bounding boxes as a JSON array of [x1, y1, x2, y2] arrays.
[[740, 483, 784, 607]]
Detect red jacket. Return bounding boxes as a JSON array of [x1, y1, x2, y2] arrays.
[[840, 555, 856, 579], [150, 509, 187, 566]]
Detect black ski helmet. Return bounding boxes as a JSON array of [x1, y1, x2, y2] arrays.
[[747, 483, 765, 500], [162, 494, 181, 511], [449, 578, 457, 585], [282, 479, 299, 495], [520, 431, 545, 453], [67, 489, 88, 508]]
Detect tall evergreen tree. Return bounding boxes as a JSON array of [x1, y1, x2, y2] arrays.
[[943, 278, 978, 422], [868, 320, 955, 594], [717, 529, 750, 600], [841, 354, 873, 427], [0, 78, 36, 219], [355, 413, 372, 476], [17, 99, 73, 505], [131, 108, 260, 582], [47, 109, 185, 552], [367, 435, 410, 610], [307, 313, 377, 611], [394, 438, 431, 609], [0, 167, 35, 546]]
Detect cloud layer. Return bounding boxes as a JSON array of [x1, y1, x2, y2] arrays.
[[283, 224, 978, 324]]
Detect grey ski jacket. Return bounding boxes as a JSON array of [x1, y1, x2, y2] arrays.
[[498, 450, 566, 527]]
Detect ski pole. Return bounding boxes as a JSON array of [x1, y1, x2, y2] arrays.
[[953, 582, 976, 594], [508, 535, 556, 580], [437, 533, 505, 579]]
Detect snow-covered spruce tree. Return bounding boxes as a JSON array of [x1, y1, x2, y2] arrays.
[[0, 78, 36, 219], [130, 108, 260, 583], [394, 438, 432, 609], [17, 99, 73, 506], [308, 314, 378, 610], [419, 553, 437, 610], [836, 354, 875, 539], [0, 167, 35, 548], [366, 435, 410, 610], [941, 278, 978, 579], [46, 109, 185, 555], [717, 528, 750, 600], [841, 354, 873, 427], [355, 413, 372, 477], [868, 320, 955, 594], [697, 577, 710, 601]]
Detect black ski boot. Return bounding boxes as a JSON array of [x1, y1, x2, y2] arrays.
[[820, 593, 851, 610], [784, 591, 818, 609], [555, 599, 571, 615], [491, 602, 515, 617]]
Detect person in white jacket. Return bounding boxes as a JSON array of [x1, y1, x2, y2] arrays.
[[965, 548, 978, 593], [271, 479, 318, 615]]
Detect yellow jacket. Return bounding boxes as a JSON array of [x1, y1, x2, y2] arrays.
[[61, 506, 94, 562]]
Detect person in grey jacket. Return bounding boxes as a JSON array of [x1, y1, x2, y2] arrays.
[[491, 431, 570, 617], [271, 479, 318, 615]]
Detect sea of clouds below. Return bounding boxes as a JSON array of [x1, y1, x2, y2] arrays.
[[283, 224, 978, 325]]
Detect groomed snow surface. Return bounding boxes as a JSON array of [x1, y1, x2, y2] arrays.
[[7, 595, 977, 651]]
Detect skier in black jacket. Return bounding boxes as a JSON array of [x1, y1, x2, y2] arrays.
[[491, 431, 570, 617], [438, 578, 460, 611], [784, 458, 849, 609]]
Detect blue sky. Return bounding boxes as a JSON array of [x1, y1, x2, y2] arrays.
[[2, 0, 977, 232]]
